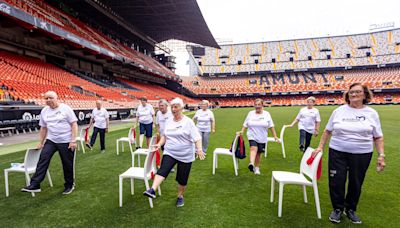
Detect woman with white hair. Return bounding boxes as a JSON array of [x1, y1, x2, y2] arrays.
[[288, 96, 321, 152], [143, 97, 205, 207], [193, 100, 215, 154]]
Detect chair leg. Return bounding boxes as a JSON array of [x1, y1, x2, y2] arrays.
[[4, 170, 9, 197], [232, 154, 238, 176], [270, 176, 275, 203], [158, 186, 162, 196], [144, 179, 153, 208], [25, 173, 34, 197], [47, 170, 53, 187], [138, 155, 141, 167], [265, 143, 268, 158], [313, 185, 321, 219], [212, 153, 216, 175], [116, 141, 119, 155], [278, 183, 284, 217], [131, 178, 134, 195], [81, 140, 85, 154], [119, 176, 123, 207], [281, 140, 286, 158], [128, 142, 133, 154], [302, 185, 308, 203]]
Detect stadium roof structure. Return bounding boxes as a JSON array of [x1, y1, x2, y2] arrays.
[[69, 0, 219, 49]]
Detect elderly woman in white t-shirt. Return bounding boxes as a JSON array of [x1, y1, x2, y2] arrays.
[[143, 98, 205, 207], [238, 98, 279, 175], [193, 100, 215, 154], [289, 96, 321, 152], [313, 83, 385, 224]]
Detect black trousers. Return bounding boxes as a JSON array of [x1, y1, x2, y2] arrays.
[[328, 148, 372, 211], [89, 127, 106, 150], [299, 129, 313, 151], [31, 140, 75, 188]]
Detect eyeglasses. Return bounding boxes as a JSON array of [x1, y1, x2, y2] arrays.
[[349, 90, 363, 95]]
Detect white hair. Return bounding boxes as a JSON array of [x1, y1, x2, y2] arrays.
[[170, 97, 184, 107], [201, 100, 209, 105], [158, 99, 169, 106], [44, 91, 58, 99]]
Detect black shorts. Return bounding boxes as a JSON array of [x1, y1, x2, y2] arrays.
[[139, 123, 153, 138], [157, 155, 192, 186], [249, 140, 266, 153]]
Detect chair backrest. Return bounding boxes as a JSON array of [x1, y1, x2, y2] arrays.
[[148, 135, 157, 148], [300, 147, 322, 181], [79, 128, 85, 139], [128, 127, 136, 142], [143, 148, 157, 179], [280, 125, 288, 140], [24, 148, 42, 170], [231, 134, 240, 153]]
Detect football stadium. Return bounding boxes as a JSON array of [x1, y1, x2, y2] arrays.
[[0, 0, 399, 227]]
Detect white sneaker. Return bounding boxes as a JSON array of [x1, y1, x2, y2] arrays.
[[254, 167, 261, 175]]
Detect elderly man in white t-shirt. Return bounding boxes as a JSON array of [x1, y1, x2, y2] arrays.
[[135, 97, 155, 148], [86, 100, 109, 153], [289, 96, 321, 152], [21, 91, 78, 195]]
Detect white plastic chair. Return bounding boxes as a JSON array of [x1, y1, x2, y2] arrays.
[[116, 127, 136, 155], [270, 147, 322, 219], [76, 128, 86, 154], [119, 148, 161, 208], [131, 135, 157, 167], [212, 134, 239, 176], [265, 125, 288, 158], [4, 148, 53, 197]]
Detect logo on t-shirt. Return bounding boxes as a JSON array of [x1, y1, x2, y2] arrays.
[[167, 125, 182, 132], [356, 116, 366, 121], [342, 116, 366, 122]]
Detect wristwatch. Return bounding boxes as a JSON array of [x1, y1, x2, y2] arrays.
[[378, 153, 385, 158]]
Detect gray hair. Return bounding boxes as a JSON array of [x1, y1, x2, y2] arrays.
[[158, 99, 169, 106]]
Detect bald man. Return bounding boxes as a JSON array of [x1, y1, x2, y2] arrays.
[[21, 91, 78, 195], [86, 100, 109, 153]]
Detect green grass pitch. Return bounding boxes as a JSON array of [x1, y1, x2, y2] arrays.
[[0, 105, 399, 227]]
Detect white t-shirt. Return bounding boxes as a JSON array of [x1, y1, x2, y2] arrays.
[[243, 110, 274, 143], [92, 108, 109, 129], [194, 109, 215, 132], [296, 107, 321, 134], [39, 103, 78, 143], [163, 116, 201, 163], [325, 104, 383, 154], [156, 110, 173, 136], [136, 104, 155, 124]]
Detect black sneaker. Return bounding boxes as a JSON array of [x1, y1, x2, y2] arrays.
[[21, 185, 41, 193], [85, 143, 93, 150], [345, 209, 362, 224], [299, 145, 305, 152], [176, 197, 184, 207], [143, 188, 156, 199], [62, 186, 75, 195], [329, 209, 343, 224], [248, 163, 254, 172]]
